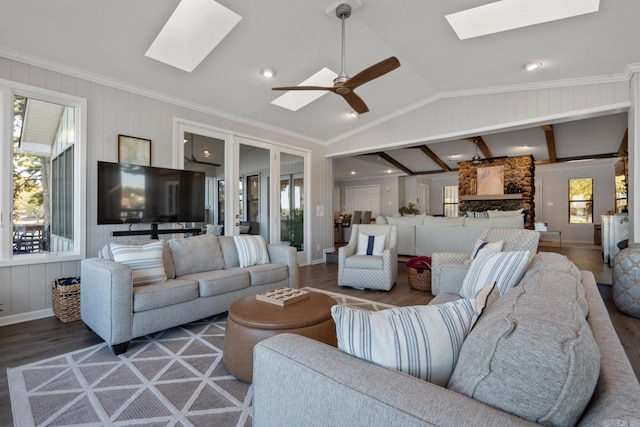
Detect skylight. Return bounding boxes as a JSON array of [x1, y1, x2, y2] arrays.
[[145, 0, 242, 72], [446, 0, 600, 40], [271, 67, 338, 112]]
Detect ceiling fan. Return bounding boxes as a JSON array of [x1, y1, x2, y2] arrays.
[[184, 136, 220, 167], [272, 3, 400, 114]]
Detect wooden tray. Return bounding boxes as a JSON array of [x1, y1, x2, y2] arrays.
[[256, 288, 310, 306]]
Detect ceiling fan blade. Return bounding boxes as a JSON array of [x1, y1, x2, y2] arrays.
[[341, 91, 369, 114], [272, 85, 335, 92], [344, 56, 400, 89]]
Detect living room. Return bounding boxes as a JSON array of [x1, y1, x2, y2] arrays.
[[1, 0, 640, 425]]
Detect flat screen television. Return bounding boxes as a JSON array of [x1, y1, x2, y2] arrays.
[[97, 161, 205, 225]]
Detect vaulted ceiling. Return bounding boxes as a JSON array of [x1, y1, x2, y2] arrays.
[[1, 0, 638, 177]]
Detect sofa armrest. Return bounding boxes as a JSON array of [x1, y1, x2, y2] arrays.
[[266, 244, 299, 289], [431, 252, 470, 295], [338, 243, 356, 263], [80, 257, 134, 347], [253, 334, 539, 427]]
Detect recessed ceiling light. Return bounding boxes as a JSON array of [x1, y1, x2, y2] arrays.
[[446, 0, 600, 40], [386, 169, 393, 174], [349, 111, 358, 118], [350, 171, 356, 175], [449, 154, 460, 158], [203, 150, 211, 157], [260, 68, 276, 78], [522, 62, 543, 71], [145, 0, 242, 72]]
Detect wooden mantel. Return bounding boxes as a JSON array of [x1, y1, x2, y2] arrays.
[[460, 194, 523, 201]]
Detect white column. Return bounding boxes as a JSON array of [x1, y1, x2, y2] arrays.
[[630, 69, 640, 242]]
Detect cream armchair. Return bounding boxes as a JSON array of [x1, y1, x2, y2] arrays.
[[431, 227, 540, 295], [338, 224, 398, 291]]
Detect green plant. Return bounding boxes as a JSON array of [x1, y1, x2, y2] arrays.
[[284, 209, 304, 251], [399, 203, 420, 216]]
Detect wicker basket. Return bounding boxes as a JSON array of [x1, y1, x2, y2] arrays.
[[52, 278, 81, 323], [408, 267, 431, 292]]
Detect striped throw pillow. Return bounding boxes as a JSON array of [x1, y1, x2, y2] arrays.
[[356, 233, 385, 256], [470, 239, 504, 259], [110, 241, 167, 286], [233, 235, 270, 268], [460, 250, 529, 298], [331, 293, 489, 386]]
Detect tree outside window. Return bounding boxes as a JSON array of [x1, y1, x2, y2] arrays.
[[569, 178, 593, 224]]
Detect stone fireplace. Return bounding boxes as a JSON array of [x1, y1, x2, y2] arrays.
[[458, 155, 535, 229]]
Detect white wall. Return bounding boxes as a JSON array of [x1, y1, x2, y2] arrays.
[[535, 159, 617, 243], [0, 55, 334, 322], [334, 175, 400, 218]]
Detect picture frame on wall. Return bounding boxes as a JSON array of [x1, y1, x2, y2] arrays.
[[118, 134, 151, 166]]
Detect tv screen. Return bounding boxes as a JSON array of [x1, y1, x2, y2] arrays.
[[97, 161, 205, 224]]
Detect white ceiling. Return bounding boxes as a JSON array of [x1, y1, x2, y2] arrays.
[[1, 0, 637, 176]]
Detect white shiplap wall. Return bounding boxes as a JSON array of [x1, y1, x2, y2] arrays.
[[0, 56, 332, 323], [326, 79, 631, 157]]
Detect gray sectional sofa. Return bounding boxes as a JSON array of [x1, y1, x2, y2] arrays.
[[253, 252, 640, 426], [81, 234, 298, 354], [375, 214, 525, 256]]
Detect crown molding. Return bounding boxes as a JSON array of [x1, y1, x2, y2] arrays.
[[0, 46, 322, 146]]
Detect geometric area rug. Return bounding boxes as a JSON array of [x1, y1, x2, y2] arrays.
[[8, 288, 394, 427]]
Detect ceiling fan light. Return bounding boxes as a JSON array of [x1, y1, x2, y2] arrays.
[[471, 153, 482, 164]]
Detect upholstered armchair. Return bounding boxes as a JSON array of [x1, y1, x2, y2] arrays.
[[431, 227, 540, 295], [338, 224, 398, 291]]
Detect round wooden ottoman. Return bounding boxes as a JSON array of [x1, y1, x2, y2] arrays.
[[223, 291, 337, 383]]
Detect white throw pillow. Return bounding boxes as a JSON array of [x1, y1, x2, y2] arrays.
[[460, 250, 529, 298], [233, 235, 270, 268], [487, 208, 523, 217], [331, 286, 492, 387], [111, 241, 167, 286], [470, 239, 504, 260], [356, 233, 386, 256]]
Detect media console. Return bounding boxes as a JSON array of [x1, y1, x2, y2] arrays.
[[112, 224, 202, 240]]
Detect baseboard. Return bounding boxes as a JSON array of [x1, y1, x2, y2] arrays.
[[0, 308, 55, 327]]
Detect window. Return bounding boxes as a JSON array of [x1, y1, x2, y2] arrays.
[[443, 186, 459, 217], [2, 86, 85, 261], [569, 178, 593, 223], [615, 175, 627, 213], [246, 175, 259, 222]]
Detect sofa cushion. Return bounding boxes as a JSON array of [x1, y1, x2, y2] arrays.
[[386, 214, 425, 226], [460, 250, 529, 298], [374, 215, 388, 224], [244, 263, 289, 286], [168, 234, 224, 276], [464, 216, 524, 228], [357, 233, 385, 256], [487, 208, 523, 217], [110, 241, 168, 286], [448, 271, 600, 426], [181, 268, 250, 297], [234, 235, 270, 268], [132, 279, 199, 312], [422, 215, 466, 226], [101, 239, 176, 280], [331, 287, 491, 387], [219, 236, 240, 268], [344, 254, 384, 270]]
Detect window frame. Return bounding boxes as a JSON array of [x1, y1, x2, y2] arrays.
[[442, 185, 459, 217], [0, 81, 86, 265], [568, 177, 593, 224]]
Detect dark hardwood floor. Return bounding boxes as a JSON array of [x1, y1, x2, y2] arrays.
[[0, 246, 638, 426]]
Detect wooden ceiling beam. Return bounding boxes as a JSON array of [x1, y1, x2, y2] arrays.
[[465, 136, 493, 159], [416, 145, 452, 172], [541, 124, 557, 163], [375, 152, 415, 176], [618, 128, 628, 157]]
